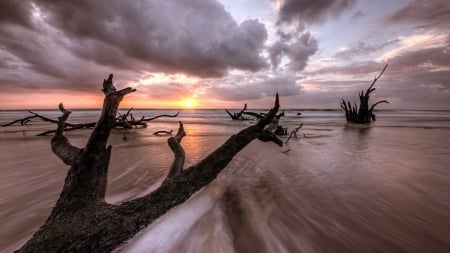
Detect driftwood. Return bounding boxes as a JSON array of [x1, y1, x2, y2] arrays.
[[341, 64, 389, 123], [225, 104, 283, 120], [15, 74, 283, 253], [225, 103, 249, 120], [2, 106, 179, 136], [153, 130, 174, 136], [243, 110, 285, 120], [265, 111, 288, 136], [285, 123, 303, 143]]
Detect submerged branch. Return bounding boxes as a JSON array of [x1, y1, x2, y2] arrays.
[[341, 64, 389, 124]]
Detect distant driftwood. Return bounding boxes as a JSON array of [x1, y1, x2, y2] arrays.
[[225, 103, 288, 138], [15, 74, 283, 253], [2, 105, 179, 136], [341, 64, 389, 124], [225, 102, 249, 120], [225, 103, 283, 121]]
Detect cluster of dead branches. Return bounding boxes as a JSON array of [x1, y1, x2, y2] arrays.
[[225, 103, 285, 121], [2, 105, 179, 136], [341, 64, 389, 124]]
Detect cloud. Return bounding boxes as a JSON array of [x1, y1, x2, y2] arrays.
[[138, 82, 194, 100], [385, 0, 450, 29], [268, 32, 318, 72], [205, 72, 301, 101], [0, 0, 272, 98], [378, 34, 449, 62], [35, 0, 269, 77], [387, 45, 450, 72], [305, 61, 384, 77], [334, 39, 400, 60], [268, 0, 355, 72], [0, 0, 33, 28], [284, 32, 319, 71], [275, 0, 356, 26], [303, 33, 450, 108], [350, 10, 366, 20], [0, 22, 131, 92]]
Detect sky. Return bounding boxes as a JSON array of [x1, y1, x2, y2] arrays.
[[0, 0, 449, 110]]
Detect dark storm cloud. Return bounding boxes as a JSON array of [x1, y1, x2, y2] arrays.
[[285, 33, 319, 71], [206, 73, 301, 101], [269, 32, 318, 72], [0, 27, 68, 79], [0, 0, 270, 96], [35, 0, 269, 77], [385, 0, 450, 29], [0, 0, 33, 28], [269, 0, 354, 72], [0, 22, 124, 92], [334, 39, 400, 60], [276, 0, 356, 26]]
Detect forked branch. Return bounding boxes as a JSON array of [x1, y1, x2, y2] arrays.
[[225, 103, 248, 120], [51, 103, 80, 166], [17, 76, 283, 253]]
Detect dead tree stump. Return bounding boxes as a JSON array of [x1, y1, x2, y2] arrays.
[[341, 64, 389, 124]]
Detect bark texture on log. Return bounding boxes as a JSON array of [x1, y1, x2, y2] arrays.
[[341, 64, 389, 124], [16, 75, 282, 253]]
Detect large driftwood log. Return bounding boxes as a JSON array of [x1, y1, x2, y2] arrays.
[[16, 74, 282, 253], [341, 64, 389, 124]]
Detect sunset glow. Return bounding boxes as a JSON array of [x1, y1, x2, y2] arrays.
[[180, 97, 198, 109], [0, 0, 449, 109]]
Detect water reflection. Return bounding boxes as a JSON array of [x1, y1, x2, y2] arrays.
[[1, 110, 450, 252]]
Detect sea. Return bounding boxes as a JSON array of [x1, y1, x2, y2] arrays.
[[1, 108, 449, 252]]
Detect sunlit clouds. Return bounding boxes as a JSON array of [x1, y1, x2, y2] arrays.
[[0, 0, 449, 109], [377, 34, 448, 61]]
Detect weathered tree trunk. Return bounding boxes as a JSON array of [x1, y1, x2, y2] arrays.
[[341, 64, 389, 124], [16, 74, 282, 253]]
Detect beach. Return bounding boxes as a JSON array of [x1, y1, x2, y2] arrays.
[[1, 109, 450, 252]]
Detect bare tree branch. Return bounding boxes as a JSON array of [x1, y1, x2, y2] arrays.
[[51, 103, 80, 166], [285, 123, 303, 144], [225, 103, 248, 120], [164, 122, 186, 180], [17, 77, 283, 253]]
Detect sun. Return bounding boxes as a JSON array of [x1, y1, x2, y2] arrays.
[[180, 97, 198, 109]]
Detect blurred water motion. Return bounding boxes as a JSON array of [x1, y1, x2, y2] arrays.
[[1, 109, 450, 252]]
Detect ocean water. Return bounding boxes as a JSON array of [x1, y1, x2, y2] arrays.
[[1, 109, 450, 252]]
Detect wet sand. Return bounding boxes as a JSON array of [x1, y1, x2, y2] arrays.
[[1, 109, 450, 252]]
